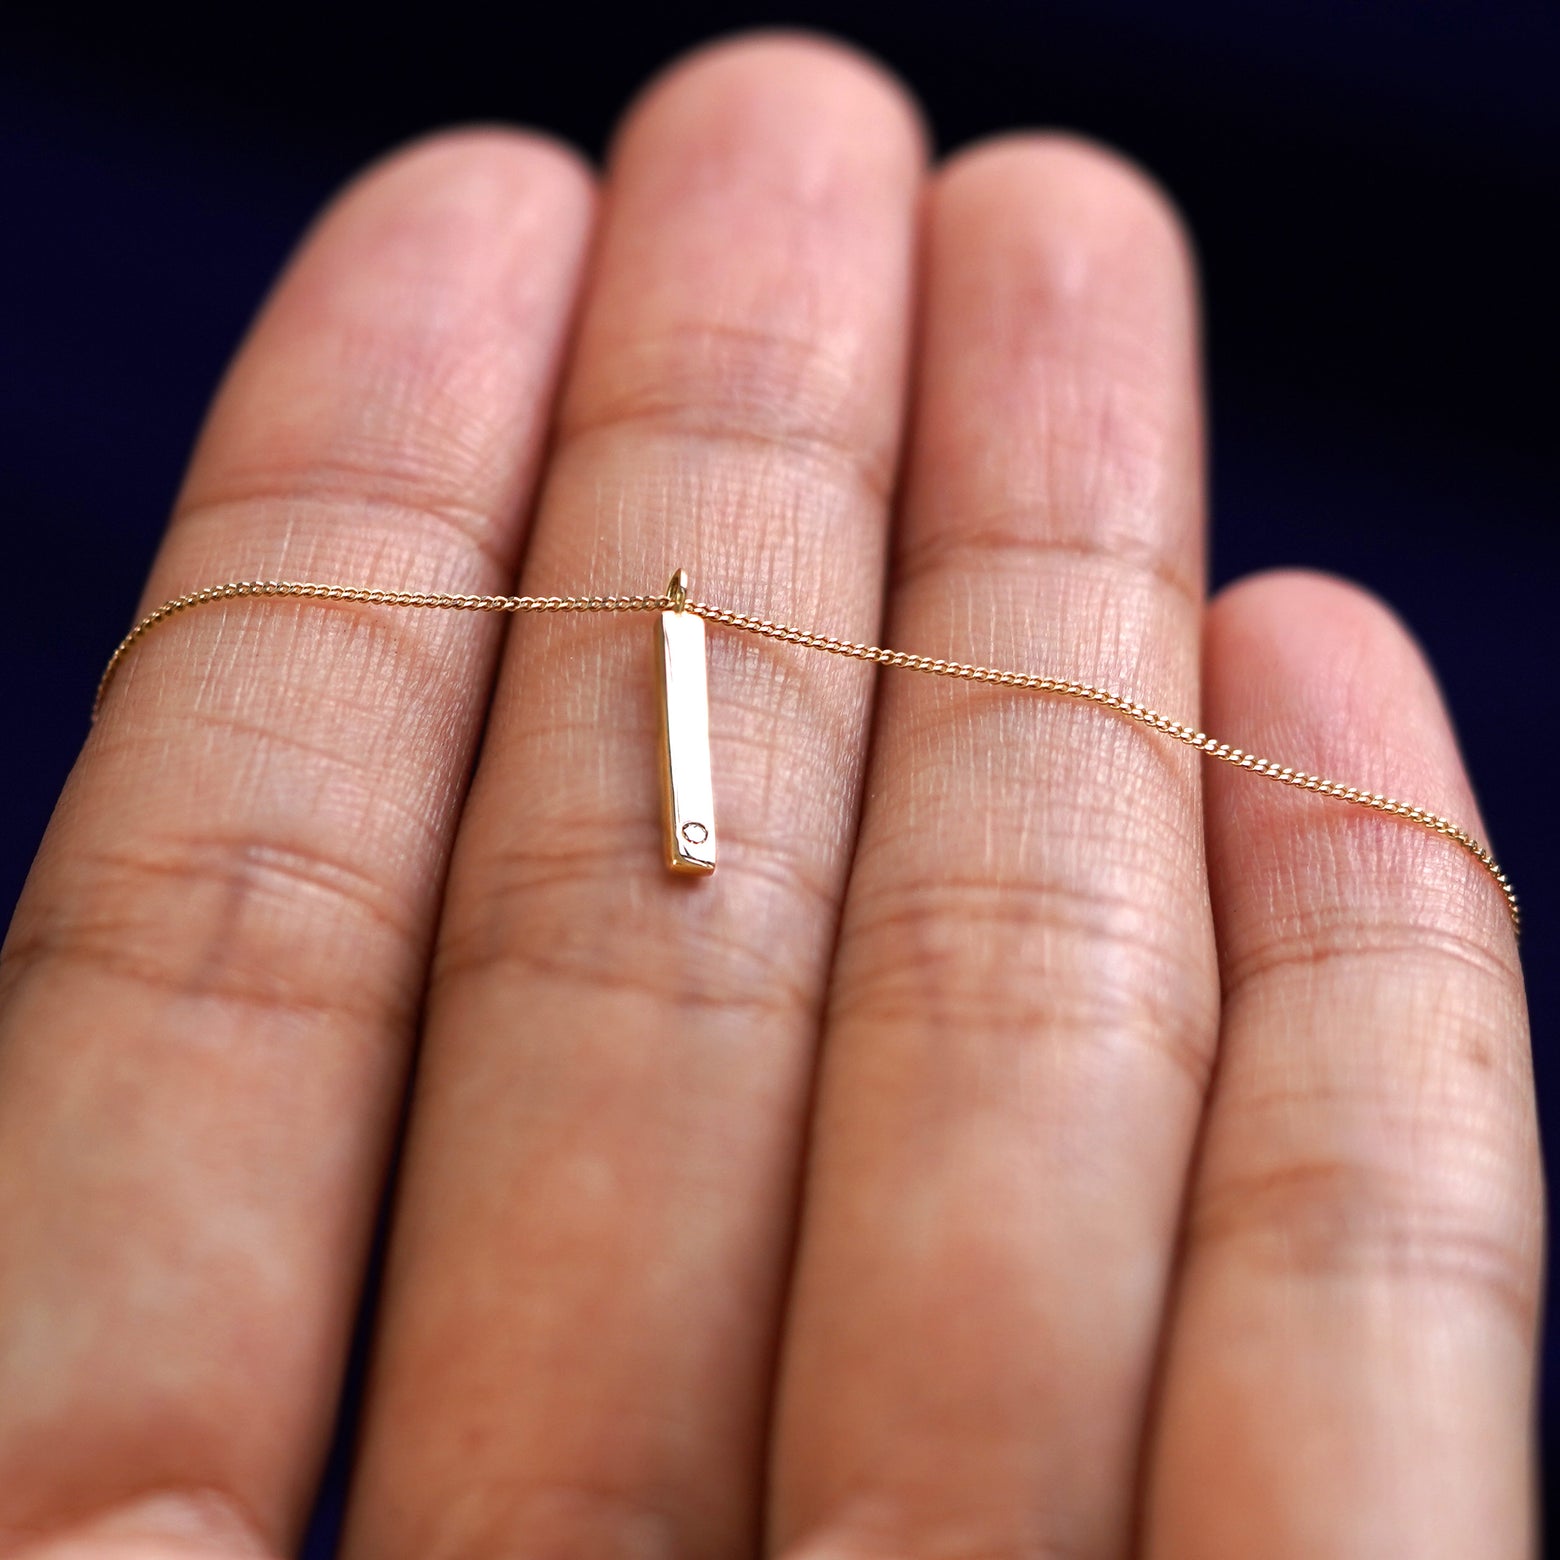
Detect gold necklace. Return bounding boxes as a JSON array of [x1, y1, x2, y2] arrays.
[[93, 570, 1520, 934]]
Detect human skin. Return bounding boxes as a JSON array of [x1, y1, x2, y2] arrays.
[[0, 30, 1540, 1560]]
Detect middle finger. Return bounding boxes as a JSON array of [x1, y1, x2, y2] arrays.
[[343, 36, 926, 1560]]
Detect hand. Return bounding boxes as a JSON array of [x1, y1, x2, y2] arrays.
[[0, 33, 1539, 1560]]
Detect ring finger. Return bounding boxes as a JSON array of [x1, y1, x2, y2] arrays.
[[771, 137, 1216, 1558]]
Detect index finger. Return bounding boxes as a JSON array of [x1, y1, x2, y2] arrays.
[[0, 132, 592, 1553]]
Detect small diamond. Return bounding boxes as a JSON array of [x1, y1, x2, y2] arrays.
[[681, 821, 709, 845]]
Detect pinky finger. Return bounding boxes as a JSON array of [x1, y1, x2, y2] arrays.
[[1145, 571, 1543, 1559]]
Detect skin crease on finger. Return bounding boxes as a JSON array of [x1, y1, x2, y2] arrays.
[[0, 132, 597, 1555], [338, 35, 929, 1560], [0, 30, 1542, 1560], [766, 134, 1220, 1559], [1143, 572, 1540, 1558]]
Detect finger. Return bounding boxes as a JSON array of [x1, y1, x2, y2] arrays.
[[1144, 571, 1541, 1559], [340, 36, 926, 1560], [0, 134, 593, 1553], [770, 138, 1217, 1558]]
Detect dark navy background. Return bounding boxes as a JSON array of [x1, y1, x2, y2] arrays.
[[2, 1, 1555, 1549]]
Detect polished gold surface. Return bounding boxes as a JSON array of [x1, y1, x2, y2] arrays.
[[657, 570, 717, 875], [92, 572, 1520, 932]]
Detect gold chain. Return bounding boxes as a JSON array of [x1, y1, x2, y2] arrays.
[[93, 577, 1520, 935]]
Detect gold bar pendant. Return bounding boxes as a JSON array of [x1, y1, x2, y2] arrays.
[[656, 571, 717, 874]]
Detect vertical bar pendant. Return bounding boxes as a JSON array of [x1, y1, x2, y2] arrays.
[[656, 571, 717, 874]]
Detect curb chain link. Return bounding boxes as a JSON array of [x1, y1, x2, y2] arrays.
[[93, 578, 1520, 935]]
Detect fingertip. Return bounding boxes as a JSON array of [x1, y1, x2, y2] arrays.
[[177, 122, 600, 536], [317, 123, 597, 240], [1205, 568, 1451, 758], [1203, 566, 1510, 946], [606, 28, 932, 178], [1210, 565, 1411, 640], [936, 129, 1197, 281]]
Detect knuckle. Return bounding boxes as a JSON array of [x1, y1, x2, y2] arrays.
[[557, 315, 896, 507], [1189, 1148, 1543, 1339], [1222, 910, 1518, 1000], [892, 507, 1200, 615], [175, 466, 518, 586], [372, 1478, 683, 1560], [110, 561, 489, 733], [838, 873, 1218, 1097], [1220, 911, 1528, 1093], [431, 828, 824, 1023], [1, 828, 418, 1032]]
